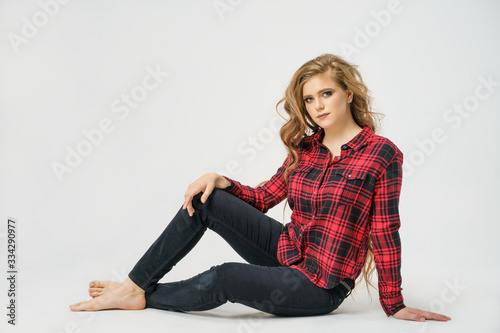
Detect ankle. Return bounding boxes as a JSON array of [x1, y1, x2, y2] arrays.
[[121, 278, 145, 294]]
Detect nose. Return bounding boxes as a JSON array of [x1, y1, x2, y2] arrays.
[[315, 99, 324, 111]]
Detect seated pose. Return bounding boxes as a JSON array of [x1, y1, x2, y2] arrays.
[[70, 54, 451, 322]]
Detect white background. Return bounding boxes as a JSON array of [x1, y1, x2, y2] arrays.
[[1, 1, 499, 332]]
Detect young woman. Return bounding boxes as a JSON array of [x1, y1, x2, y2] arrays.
[[70, 54, 451, 322]]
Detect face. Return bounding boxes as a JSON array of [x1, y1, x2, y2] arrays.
[[302, 72, 353, 130]]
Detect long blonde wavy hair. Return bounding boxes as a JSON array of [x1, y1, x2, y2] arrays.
[[258, 54, 382, 294]]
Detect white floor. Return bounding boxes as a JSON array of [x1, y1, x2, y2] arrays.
[[2, 259, 499, 333]]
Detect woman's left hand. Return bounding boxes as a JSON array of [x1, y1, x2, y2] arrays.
[[393, 306, 451, 322]]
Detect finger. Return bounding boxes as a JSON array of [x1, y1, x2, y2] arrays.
[[397, 309, 425, 322], [182, 189, 189, 209], [185, 188, 203, 216], [183, 186, 197, 210], [182, 192, 193, 215], [409, 312, 426, 322], [201, 183, 215, 203], [425, 311, 451, 321], [187, 201, 194, 217], [183, 193, 191, 210], [410, 310, 450, 322], [417, 310, 442, 321]]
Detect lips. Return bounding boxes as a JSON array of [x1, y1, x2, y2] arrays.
[[317, 113, 330, 119]]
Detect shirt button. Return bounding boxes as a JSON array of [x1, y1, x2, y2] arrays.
[[341, 144, 348, 150], [313, 191, 316, 195], [348, 174, 351, 178]]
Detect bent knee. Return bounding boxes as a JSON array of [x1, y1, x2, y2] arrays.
[[192, 188, 233, 213]]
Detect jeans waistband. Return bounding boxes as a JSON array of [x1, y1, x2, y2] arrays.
[[343, 277, 354, 289], [339, 278, 354, 297]]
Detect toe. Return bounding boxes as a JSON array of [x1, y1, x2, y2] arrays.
[[89, 280, 103, 288], [70, 302, 86, 311]]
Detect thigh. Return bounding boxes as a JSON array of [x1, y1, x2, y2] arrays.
[[216, 263, 350, 316], [193, 189, 284, 266], [146, 262, 350, 316]]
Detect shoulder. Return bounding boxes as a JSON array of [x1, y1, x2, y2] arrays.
[[296, 131, 318, 152], [367, 133, 403, 164]]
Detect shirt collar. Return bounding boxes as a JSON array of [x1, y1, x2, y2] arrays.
[[312, 124, 372, 151]]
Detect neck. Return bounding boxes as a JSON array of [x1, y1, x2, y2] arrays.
[[322, 119, 363, 146]]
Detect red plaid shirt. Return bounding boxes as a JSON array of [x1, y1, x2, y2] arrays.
[[222, 125, 405, 316]]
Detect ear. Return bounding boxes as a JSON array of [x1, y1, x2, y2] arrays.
[[346, 89, 354, 103]]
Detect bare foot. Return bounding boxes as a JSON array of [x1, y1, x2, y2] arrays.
[[88, 280, 121, 298], [70, 278, 146, 311]]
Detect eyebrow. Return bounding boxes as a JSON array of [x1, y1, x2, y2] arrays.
[[302, 88, 333, 98]]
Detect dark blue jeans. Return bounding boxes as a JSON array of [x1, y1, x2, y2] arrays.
[[128, 188, 353, 316]]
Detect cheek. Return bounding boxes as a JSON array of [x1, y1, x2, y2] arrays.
[[304, 108, 318, 126], [329, 96, 347, 110], [305, 105, 314, 118]]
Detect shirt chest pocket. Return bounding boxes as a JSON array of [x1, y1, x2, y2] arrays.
[[332, 168, 372, 206]]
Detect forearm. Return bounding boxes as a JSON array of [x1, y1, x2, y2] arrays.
[[219, 174, 287, 213], [212, 173, 231, 189]]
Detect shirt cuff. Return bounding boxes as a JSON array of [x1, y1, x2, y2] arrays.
[[391, 304, 407, 315], [221, 176, 241, 196], [380, 294, 406, 316]]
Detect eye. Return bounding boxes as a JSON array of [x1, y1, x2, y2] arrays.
[[323, 91, 332, 97], [304, 97, 313, 103]]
